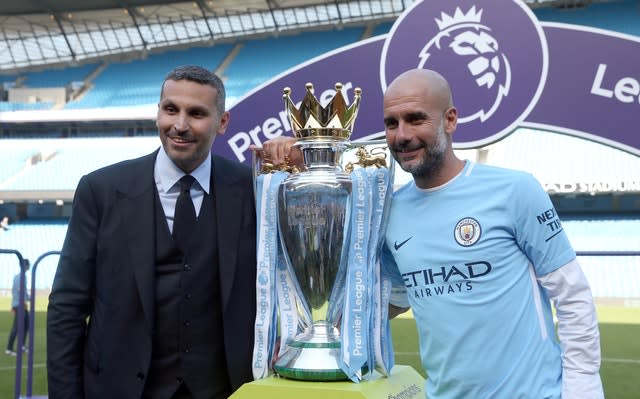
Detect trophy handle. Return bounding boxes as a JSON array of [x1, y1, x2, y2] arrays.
[[343, 139, 395, 177]]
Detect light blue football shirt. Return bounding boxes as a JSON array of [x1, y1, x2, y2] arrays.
[[382, 160, 576, 399]]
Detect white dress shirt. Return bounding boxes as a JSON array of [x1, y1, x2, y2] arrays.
[[154, 146, 212, 233]]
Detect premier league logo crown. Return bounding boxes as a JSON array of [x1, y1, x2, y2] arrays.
[[283, 82, 362, 140], [434, 6, 483, 31]]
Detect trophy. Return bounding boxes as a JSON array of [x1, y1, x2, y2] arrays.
[[252, 83, 395, 383]]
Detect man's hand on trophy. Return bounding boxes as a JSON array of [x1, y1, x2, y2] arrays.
[[251, 136, 304, 170]]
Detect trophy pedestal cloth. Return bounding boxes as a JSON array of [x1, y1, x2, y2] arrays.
[[231, 365, 425, 399]]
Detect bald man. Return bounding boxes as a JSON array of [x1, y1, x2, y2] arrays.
[[259, 69, 603, 399], [380, 69, 603, 399]]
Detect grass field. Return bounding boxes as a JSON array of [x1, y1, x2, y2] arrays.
[[0, 298, 638, 398]]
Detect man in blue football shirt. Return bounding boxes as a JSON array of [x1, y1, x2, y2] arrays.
[[380, 68, 603, 399], [259, 68, 603, 399]]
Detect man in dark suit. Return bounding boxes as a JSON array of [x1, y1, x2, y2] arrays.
[[47, 65, 257, 399]]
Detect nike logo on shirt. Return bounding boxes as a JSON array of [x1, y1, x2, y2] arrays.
[[394, 237, 413, 250]]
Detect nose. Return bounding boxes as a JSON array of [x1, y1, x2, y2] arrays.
[[394, 120, 412, 143], [173, 112, 189, 132]]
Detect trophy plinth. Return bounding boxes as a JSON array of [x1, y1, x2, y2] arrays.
[[231, 365, 426, 399]]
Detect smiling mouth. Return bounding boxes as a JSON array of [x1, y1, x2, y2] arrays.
[[394, 146, 422, 155], [170, 136, 194, 144]]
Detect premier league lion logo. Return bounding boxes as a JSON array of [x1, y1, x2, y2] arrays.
[[418, 6, 511, 123]]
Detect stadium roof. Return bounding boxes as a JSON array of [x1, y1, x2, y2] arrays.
[[0, 0, 408, 73], [0, 0, 601, 73], [0, 0, 595, 16]]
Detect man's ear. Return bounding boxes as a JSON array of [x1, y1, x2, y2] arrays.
[[217, 111, 231, 135], [444, 106, 457, 134]]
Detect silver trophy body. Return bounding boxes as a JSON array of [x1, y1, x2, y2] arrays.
[[254, 83, 393, 381], [273, 140, 352, 381]]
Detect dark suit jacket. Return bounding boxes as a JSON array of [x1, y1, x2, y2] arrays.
[[46, 150, 257, 399]]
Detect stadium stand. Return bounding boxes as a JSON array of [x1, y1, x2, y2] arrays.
[[482, 128, 640, 191], [0, 102, 54, 112], [0, 0, 637, 295], [21, 63, 99, 88], [370, 21, 394, 37], [565, 218, 640, 299], [64, 45, 234, 109], [0, 2, 638, 296], [0, 147, 35, 184], [3, 0, 639, 114], [0, 220, 66, 290], [534, 0, 640, 35], [223, 27, 365, 102], [2, 217, 638, 296], [0, 137, 159, 192]]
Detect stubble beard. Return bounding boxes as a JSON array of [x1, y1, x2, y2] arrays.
[[397, 121, 447, 181]]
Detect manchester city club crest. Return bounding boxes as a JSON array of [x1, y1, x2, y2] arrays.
[[454, 217, 481, 246]]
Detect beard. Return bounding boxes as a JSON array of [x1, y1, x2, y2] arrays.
[[395, 121, 447, 181]]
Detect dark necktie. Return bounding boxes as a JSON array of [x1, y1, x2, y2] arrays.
[[173, 175, 196, 252]]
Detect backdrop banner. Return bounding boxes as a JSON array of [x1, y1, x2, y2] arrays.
[[221, 0, 640, 164]]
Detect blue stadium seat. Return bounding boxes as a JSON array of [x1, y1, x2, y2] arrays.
[[0, 147, 34, 184], [0, 101, 54, 111], [2, 137, 159, 191], [534, 0, 640, 36], [219, 27, 364, 104], [64, 45, 233, 109], [563, 218, 640, 298], [0, 220, 67, 290], [371, 21, 393, 37], [22, 63, 99, 88]]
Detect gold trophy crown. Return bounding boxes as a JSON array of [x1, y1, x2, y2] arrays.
[[283, 82, 362, 140]]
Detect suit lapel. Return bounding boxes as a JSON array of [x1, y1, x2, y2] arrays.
[[212, 157, 243, 310], [118, 152, 157, 332]]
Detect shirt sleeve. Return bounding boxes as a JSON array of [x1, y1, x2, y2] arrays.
[[537, 258, 604, 399], [513, 173, 576, 276]]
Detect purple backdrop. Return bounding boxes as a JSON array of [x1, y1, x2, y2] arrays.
[[219, 0, 640, 163]]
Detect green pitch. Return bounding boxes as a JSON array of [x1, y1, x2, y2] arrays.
[[0, 298, 638, 398], [391, 306, 640, 398]]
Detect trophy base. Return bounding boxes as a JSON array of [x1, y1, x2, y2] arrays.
[[273, 339, 347, 381], [230, 365, 425, 399]]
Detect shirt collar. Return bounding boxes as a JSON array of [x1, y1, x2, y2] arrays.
[[155, 146, 211, 194]]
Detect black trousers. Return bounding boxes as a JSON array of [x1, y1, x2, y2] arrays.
[[6, 306, 29, 351]]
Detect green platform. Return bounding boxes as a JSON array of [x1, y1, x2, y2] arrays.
[[230, 365, 425, 399]]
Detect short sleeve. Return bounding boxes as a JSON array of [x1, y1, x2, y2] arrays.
[[512, 173, 576, 276]]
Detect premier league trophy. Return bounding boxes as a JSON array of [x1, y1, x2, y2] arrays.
[[272, 83, 362, 381], [248, 82, 416, 394]]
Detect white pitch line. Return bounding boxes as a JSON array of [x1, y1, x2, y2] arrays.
[[0, 362, 46, 371]]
